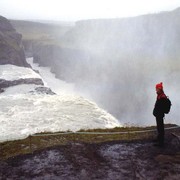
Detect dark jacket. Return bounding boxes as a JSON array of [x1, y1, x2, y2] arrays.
[[153, 93, 167, 118]]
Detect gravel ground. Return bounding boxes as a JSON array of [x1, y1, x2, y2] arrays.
[[0, 134, 180, 180]]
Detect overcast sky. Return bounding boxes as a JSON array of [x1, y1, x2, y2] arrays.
[[1, 0, 180, 21]]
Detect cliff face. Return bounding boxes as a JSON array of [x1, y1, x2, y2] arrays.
[[32, 43, 90, 82], [0, 16, 54, 94], [64, 8, 180, 59], [0, 16, 29, 67]]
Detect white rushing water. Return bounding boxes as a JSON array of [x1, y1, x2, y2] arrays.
[[0, 58, 121, 142], [26, 57, 76, 95]]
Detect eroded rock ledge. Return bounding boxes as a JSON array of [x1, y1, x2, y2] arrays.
[[0, 78, 44, 88]]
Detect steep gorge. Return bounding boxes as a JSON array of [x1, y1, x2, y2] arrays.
[[12, 8, 180, 125]]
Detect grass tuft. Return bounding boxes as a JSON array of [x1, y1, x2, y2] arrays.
[[0, 124, 178, 160]]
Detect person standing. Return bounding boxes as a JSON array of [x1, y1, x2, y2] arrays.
[[153, 82, 167, 147]]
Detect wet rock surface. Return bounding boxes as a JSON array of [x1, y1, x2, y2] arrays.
[[0, 16, 29, 67], [0, 135, 179, 180], [0, 78, 44, 89], [33, 87, 56, 95]]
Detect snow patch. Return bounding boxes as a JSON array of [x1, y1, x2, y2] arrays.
[[0, 64, 41, 81]]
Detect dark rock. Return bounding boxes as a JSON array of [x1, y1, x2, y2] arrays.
[[1, 137, 180, 179], [0, 88, 4, 93], [0, 78, 44, 88], [0, 78, 57, 95], [0, 16, 15, 32], [34, 86, 56, 95], [0, 15, 30, 67]]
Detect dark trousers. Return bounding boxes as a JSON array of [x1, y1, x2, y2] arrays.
[[156, 117, 164, 145]]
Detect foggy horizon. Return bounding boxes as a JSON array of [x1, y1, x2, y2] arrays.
[[1, 0, 180, 21]]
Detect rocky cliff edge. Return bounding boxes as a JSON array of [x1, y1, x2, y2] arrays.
[[0, 15, 30, 67]]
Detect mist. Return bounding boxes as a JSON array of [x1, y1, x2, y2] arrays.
[[2, 0, 180, 21], [17, 8, 180, 126]]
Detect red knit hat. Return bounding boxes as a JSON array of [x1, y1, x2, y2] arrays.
[[156, 82, 163, 89]]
